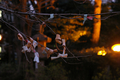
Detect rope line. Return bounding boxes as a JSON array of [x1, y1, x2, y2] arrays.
[[0, 18, 86, 64], [1, 5, 120, 16]]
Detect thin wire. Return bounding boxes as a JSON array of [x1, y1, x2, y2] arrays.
[[12, 13, 41, 31], [33, 16, 90, 62], [53, 53, 82, 64], [73, 0, 87, 4], [94, 13, 120, 20], [66, 47, 81, 61], [1, 14, 47, 48], [15, 13, 39, 23], [14, 13, 41, 38], [1, 4, 103, 64], [1, 18, 19, 32], [61, 58, 82, 64], [1, 18, 32, 63], [0, 4, 95, 64], [1, 5, 120, 22], [59, 15, 82, 19], [5, 24, 18, 33], [59, 13, 120, 20], [1, 19, 91, 65], [33, 16, 57, 35], [1, 5, 120, 16], [3, 7, 120, 22], [1, 17, 83, 63], [67, 55, 92, 58]]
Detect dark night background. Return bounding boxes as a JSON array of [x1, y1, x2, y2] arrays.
[[1, 0, 120, 80]]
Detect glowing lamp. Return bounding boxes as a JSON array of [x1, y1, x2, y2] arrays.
[[111, 44, 120, 52], [0, 34, 2, 41], [97, 50, 107, 56]]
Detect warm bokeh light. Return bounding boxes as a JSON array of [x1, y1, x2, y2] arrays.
[[97, 50, 107, 56], [0, 34, 2, 40], [0, 47, 1, 53], [111, 44, 120, 52], [0, 10, 2, 18]]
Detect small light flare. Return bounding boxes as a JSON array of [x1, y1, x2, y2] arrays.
[[0, 34, 2, 41], [97, 50, 107, 56], [0, 10, 2, 18], [111, 44, 120, 52], [0, 47, 1, 53]]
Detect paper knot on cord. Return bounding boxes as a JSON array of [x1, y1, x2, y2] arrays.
[[33, 52, 39, 63], [28, 0, 35, 16], [48, 14, 54, 20], [34, 0, 37, 4], [28, 37, 38, 48], [55, 34, 62, 44], [87, 16, 93, 20], [83, 14, 87, 24], [51, 53, 68, 60], [22, 41, 31, 53], [17, 33, 25, 41], [51, 38, 68, 60], [32, 40, 38, 48], [42, 47, 58, 58]]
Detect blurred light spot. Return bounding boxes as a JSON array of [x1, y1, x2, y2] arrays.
[[0, 47, 1, 53], [97, 50, 107, 56], [111, 44, 120, 52], [0, 34, 2, 40], [0, 10, 2, 18]]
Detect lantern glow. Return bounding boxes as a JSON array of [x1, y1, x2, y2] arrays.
[[97, 50, 107, 56], [111, 44, 120, 52]]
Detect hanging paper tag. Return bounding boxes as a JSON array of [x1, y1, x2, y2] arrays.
[[33, 52, 39, 63], [51, 53, 68, 60], [83, 14, 87, 24], [17, 33, 25, 41], [87, 16, 93, 20], [59, 53, 68, 58], [55, 34, 62, 44], [33, 40, 38, 48], [48, 14, 54, 20], [34, 0, 37, 4], [22, 45, 31, 52]]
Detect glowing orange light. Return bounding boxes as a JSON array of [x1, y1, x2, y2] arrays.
[[0, 34, 2, 40], [97, 50, 107, 56], [111, 44, 120, 52]]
